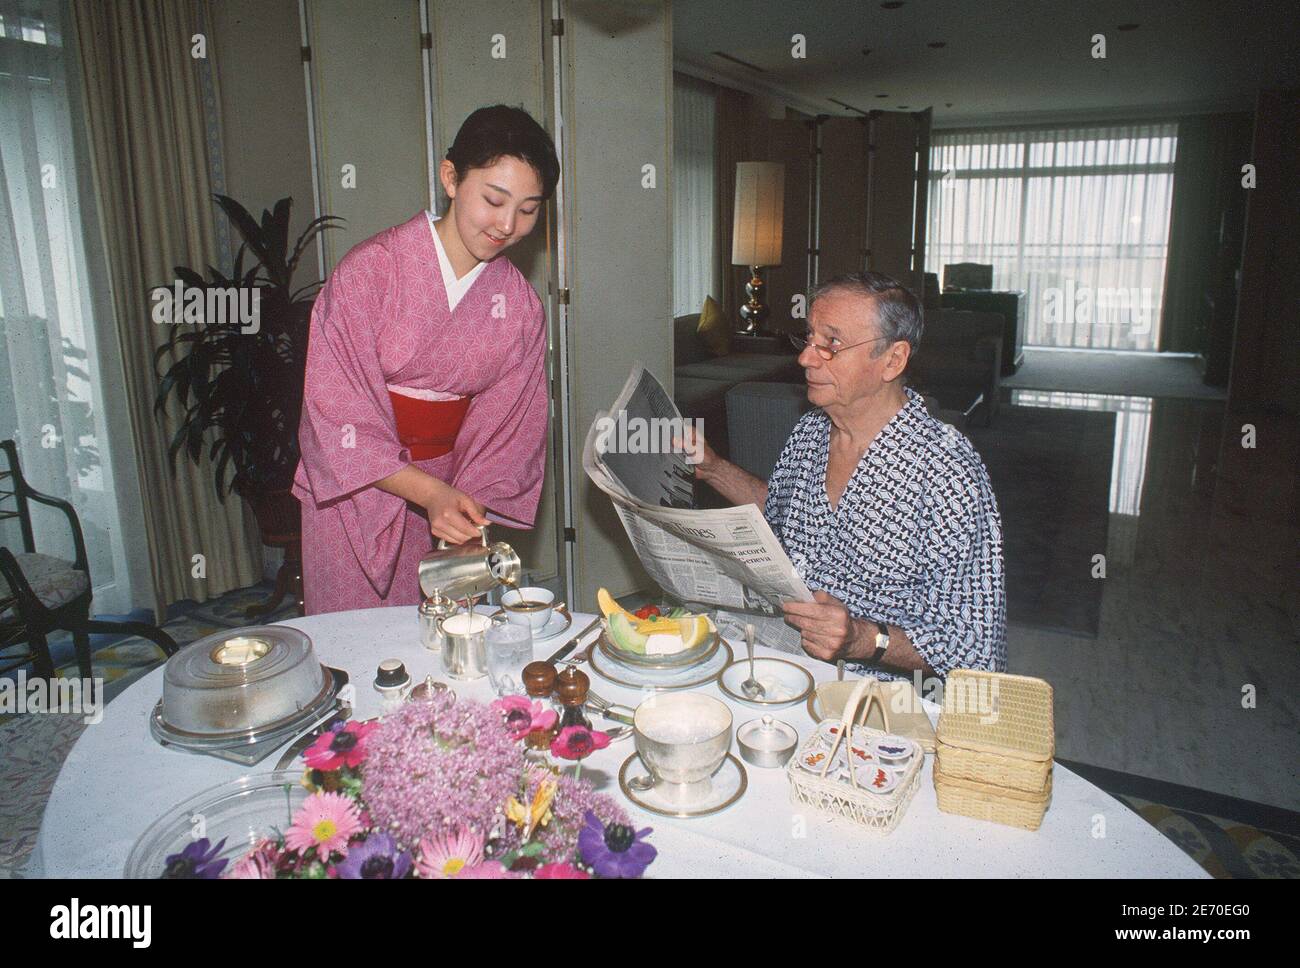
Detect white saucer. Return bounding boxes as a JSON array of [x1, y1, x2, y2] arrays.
[[525, 607, 573, 642], [618, 752, 748, 818]]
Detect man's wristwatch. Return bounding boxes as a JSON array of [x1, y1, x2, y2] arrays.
[[866, 621, 889, 665]]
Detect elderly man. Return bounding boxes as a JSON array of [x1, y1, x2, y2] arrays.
[[693, 272, 1006, 680]]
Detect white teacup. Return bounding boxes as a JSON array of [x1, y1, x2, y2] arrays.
[[500, 586, 556, 631], [634, 693, 733, 806]]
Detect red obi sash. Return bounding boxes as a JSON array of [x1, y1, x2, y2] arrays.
[[388, 391, 471, 460]]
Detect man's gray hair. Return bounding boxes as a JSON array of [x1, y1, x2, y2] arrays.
[[808, 271, 924, 355]]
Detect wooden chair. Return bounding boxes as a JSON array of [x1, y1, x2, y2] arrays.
[[0, 439, 177, 681]]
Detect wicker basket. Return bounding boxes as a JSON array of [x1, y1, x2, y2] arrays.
[[934, 768, 1053, 831], [936, 670, 1054, 793], [786, 677, 923, 835]]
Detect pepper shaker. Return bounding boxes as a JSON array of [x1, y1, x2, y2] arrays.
[[555, 665, 592, 731]]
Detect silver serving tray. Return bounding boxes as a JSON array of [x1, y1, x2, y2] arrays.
[[149, 666, 350, 766]]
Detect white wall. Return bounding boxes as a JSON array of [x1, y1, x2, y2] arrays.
[[562, 0, 675, 608], [308, 0, 429, 270]]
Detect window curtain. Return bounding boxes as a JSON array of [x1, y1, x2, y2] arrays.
[[927, 122, 1178, 351], [672, 72, 716, 317], [69, 0, 262, 610], [1159, 113, 1251, 355], [713, 84, 750, 323], [0, 0, 149, 614]]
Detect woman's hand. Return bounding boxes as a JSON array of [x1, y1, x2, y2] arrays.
[[422, 478, 489, 544]]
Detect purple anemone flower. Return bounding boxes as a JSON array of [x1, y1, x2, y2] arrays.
[[333, 832, 411, 879], [577, 810, 656, 878], [161, 837, 229, 879]]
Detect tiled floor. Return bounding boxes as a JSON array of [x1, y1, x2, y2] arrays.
[[993, 387, 1298, 813]]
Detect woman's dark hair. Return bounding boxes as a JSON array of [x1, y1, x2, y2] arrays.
[[446, 105, 560, 201]]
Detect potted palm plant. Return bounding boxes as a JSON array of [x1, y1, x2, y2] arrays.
[[154, 196, 340, 612]]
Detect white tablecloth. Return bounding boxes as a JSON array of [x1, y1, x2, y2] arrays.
[[31, 607, 1206, 878]]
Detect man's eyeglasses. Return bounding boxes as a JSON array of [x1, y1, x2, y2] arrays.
[[788, 331, 891, 361]]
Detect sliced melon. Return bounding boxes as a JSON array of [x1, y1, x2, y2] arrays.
[[597, 587, 638, 622], [607, 612, 648, 654], [633, 615, 685, 635]]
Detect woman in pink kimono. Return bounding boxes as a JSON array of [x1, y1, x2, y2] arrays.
[[293, 106, 560, 614]]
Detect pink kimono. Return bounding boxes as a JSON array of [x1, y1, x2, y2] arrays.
[[292, 212, 548, 614]]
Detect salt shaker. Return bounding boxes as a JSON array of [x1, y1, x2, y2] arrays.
[[374, 659, 411, 714], [521, 661, 558, 750]]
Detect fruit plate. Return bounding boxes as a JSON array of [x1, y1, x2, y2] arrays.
[[596, 626, 720, 670], [585, 638, 734, 691]]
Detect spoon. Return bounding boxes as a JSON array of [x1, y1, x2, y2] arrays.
[[627, 773, 657, 792], [741, 623, 766, 700]]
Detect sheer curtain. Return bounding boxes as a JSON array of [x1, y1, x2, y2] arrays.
[[0, 0, 146, 614], [673, 72, 716, 317], [927, 122, 1178, 350]]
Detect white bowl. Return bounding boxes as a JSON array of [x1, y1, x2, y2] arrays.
[[719, 657, 813, 705]]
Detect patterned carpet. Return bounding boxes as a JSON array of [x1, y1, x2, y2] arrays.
[[1113, 795, 1300, 879], [1, 583, 1295, 878]]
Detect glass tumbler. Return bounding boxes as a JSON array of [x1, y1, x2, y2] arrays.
[[485, 614, 534, 696]]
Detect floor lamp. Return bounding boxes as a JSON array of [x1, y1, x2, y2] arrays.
[[732, 161, 785, 334]]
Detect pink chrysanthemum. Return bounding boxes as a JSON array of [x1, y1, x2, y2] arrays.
[[415, 828, 485, 879], [284, 791, 363, 857], [456, 861, 519, 879]]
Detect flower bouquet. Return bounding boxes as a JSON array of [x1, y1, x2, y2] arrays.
[[159, 691, 655, 879]]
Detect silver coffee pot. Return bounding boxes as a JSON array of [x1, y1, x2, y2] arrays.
[[417, 524, 521, 603]]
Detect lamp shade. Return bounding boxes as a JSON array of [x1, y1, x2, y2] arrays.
[[731, 162, 784, 266]]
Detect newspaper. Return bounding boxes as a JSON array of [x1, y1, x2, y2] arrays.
[[583, 365, 814, 651]]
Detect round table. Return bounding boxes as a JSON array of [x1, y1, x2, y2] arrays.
[[32, 607, 1206, 878]]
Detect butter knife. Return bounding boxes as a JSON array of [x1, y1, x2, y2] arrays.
[[596, 707, 635, 727], [546, 617, 601, 664]]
